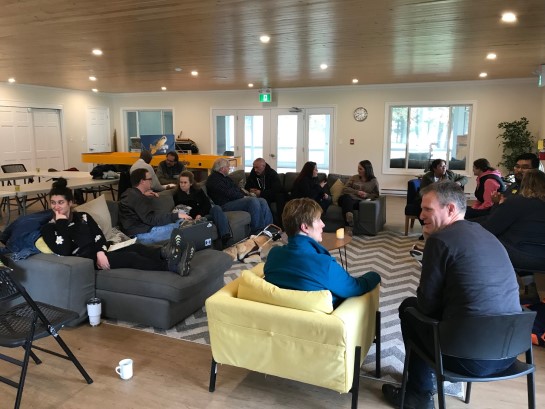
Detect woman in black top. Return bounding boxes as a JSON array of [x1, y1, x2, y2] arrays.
[[41, 178, 186, 273], [173, 171, 232, 242], [291, 161, 331, 213]]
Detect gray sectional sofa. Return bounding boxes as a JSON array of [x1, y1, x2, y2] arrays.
[[5, 192, 235, 329]]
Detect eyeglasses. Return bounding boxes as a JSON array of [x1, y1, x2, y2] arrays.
[[514, 164, 531, 170]]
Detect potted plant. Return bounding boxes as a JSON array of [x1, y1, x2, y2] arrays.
[[497, 117, 535, 173]]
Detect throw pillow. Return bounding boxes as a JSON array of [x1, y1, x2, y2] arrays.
[[75, 195, 112, 239], [34, 236, 53, 254], [237, 269, 333, 313], [330, 178, 345, 206]]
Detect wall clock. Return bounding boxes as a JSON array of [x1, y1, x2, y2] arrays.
[[353, 107, 368, 122]]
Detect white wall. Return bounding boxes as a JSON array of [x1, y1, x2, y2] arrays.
[[2, 79, 541, 191]]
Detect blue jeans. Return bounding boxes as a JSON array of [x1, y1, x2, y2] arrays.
[[399, 297, 515, 394], [207, 205, 231, 237], [222, 197, 273, 234], [135, 222, 180, 245]]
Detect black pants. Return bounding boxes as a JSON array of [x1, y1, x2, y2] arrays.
[[338, 194, 359, 224], [106, 243, 167, 271]]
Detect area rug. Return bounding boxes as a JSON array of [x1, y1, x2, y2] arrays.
[[105, 230, 462, 395]]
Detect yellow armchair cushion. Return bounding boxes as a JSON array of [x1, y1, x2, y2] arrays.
[[237, 269, 334, 314]]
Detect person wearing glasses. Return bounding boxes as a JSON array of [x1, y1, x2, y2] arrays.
[[157, 151, 186, 185], [130, 149, 175, 192], [173, 170, 233, 246], [491, 153, 540, 205], [118, 168, 191, 244]]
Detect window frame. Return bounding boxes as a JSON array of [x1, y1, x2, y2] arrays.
[[122, 108, 174, 151], [382, 101, 476, 176]]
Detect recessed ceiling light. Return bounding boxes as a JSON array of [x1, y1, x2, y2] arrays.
[[174, 67, 182, 72], [92, 88, 98, 92], [8, 78, 15, 83], [161, 86, 167, 91], [320, 63, 328, 70], [479, 72, 488, 78], [260, 35, 270, 43], [501, 12, 517, 23], [92, 49, 103, 56], [89, 76, 97, 81], [486, 53, 497, 60], [352, 78, 359, 84], [248, 83, 254, 88], [191, 70, 198, 76]]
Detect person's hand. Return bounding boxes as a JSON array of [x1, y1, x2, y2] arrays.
[[178, 212, 192, 220], [96, 251, 110, 270], [195, 215, 202, 220], [144, 190, 159, 198], [491, 191, 503, 205], [357, 190, 365, 198], [165, 184, 176, 190], [323, 193, 329, 200], [54, 210, 68, 220], [250, 188, 261, 197], [319, 180, 327, 188]]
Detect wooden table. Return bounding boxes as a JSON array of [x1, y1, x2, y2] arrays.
[[321, 232, 353, 271], [81, 152, 242, 171]]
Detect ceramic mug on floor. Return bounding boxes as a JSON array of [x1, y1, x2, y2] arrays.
[[115, 358, 133, 380], [86, 297, 102, 326]]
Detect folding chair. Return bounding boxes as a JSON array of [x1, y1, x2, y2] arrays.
[[0, 266, 93, 409], [1, 164, 48, 213]]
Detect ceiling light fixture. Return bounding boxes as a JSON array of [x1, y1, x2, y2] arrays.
[[92, 49, 103, 56], [260, 35, 270, 43], [191, 70, 198, 76], [161, 86, 167, 91], [248, 83, 254, 88], [501, 12, 517, 23], [89, 76, 97, 81], [486, 53, 497, 60], [8, 78, 15, 83], [174, 67, 182, 72], [92, 88, 98, 92], [320, 64, 328, 70], [352, 78, 359, 84], [479, 72, 488, 78]]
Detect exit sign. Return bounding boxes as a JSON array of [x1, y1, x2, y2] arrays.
[[259, 88, 272, 102]]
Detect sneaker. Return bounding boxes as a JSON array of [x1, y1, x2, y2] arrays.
[[409, 249, 423, 266], [382, 384, 435, 409], [346, 212, 354, 227], [165, 229, 184, 273], [177, 241, 196, 276]]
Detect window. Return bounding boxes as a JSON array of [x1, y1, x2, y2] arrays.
[[385, 103, 472, 173], [124, 109, 173, 151]]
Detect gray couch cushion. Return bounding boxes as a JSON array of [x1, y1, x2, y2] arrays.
[[96, 249, 231, 302]]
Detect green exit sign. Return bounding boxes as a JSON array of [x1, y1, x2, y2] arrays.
[[259, 88, 272, 102]]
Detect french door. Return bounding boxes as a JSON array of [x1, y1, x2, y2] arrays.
[[213, 107, 333, 173]]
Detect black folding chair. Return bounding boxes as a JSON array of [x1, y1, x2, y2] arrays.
[[1, 164, 48, 213], [400, 307, 536, 409], [0, 266, 93, 409]]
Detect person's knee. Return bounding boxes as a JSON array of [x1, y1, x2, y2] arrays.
[[399, 296, 418, 316]]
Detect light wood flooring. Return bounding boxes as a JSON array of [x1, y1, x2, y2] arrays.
[[0, 196, 543, 409]]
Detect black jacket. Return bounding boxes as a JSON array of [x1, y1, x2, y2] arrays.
[[172, 187, 212, 219], [244, 164, 283, 202], [205, 171, 244, 206]]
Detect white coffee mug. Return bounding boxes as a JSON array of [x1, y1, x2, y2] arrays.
[[115, 358, 133, 380], [86, 297, 102, 326]]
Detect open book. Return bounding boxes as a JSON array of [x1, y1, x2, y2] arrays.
[[108, 237, 137, 252]]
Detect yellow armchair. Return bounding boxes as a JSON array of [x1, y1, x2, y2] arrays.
[[206, 266, 381, 408]]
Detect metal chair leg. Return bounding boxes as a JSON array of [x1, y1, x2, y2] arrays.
[[209, 358, 217, 392], [375, 310, 381, 378], [351, 346, 361, 409]]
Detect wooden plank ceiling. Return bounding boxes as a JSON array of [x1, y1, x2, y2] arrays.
[[1, 0, 544, 93]]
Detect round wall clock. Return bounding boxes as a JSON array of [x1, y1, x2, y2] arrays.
[[353, 107, 368, 122]]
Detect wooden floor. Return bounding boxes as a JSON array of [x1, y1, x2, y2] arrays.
[[0, 196, 542, 409]]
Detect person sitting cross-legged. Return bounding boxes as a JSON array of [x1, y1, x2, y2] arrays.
[[381, 181, 521, 409], [41, 178, 195, 276], [119, 168, 191, 245], [206, 158, 273, 235], [264, 197, 381, 308]]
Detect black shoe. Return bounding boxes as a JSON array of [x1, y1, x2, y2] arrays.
[[382, 384, 435, 409], [177, 240, 196, 276], [221, 233, 233, 247], [165, 229, 184, 273]]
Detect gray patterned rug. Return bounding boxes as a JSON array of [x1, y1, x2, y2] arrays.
[[105, 231, 462, 395]]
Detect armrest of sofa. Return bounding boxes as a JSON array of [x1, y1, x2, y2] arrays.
[[5, 253, 96, 325], [354, 196, 386, 235]]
